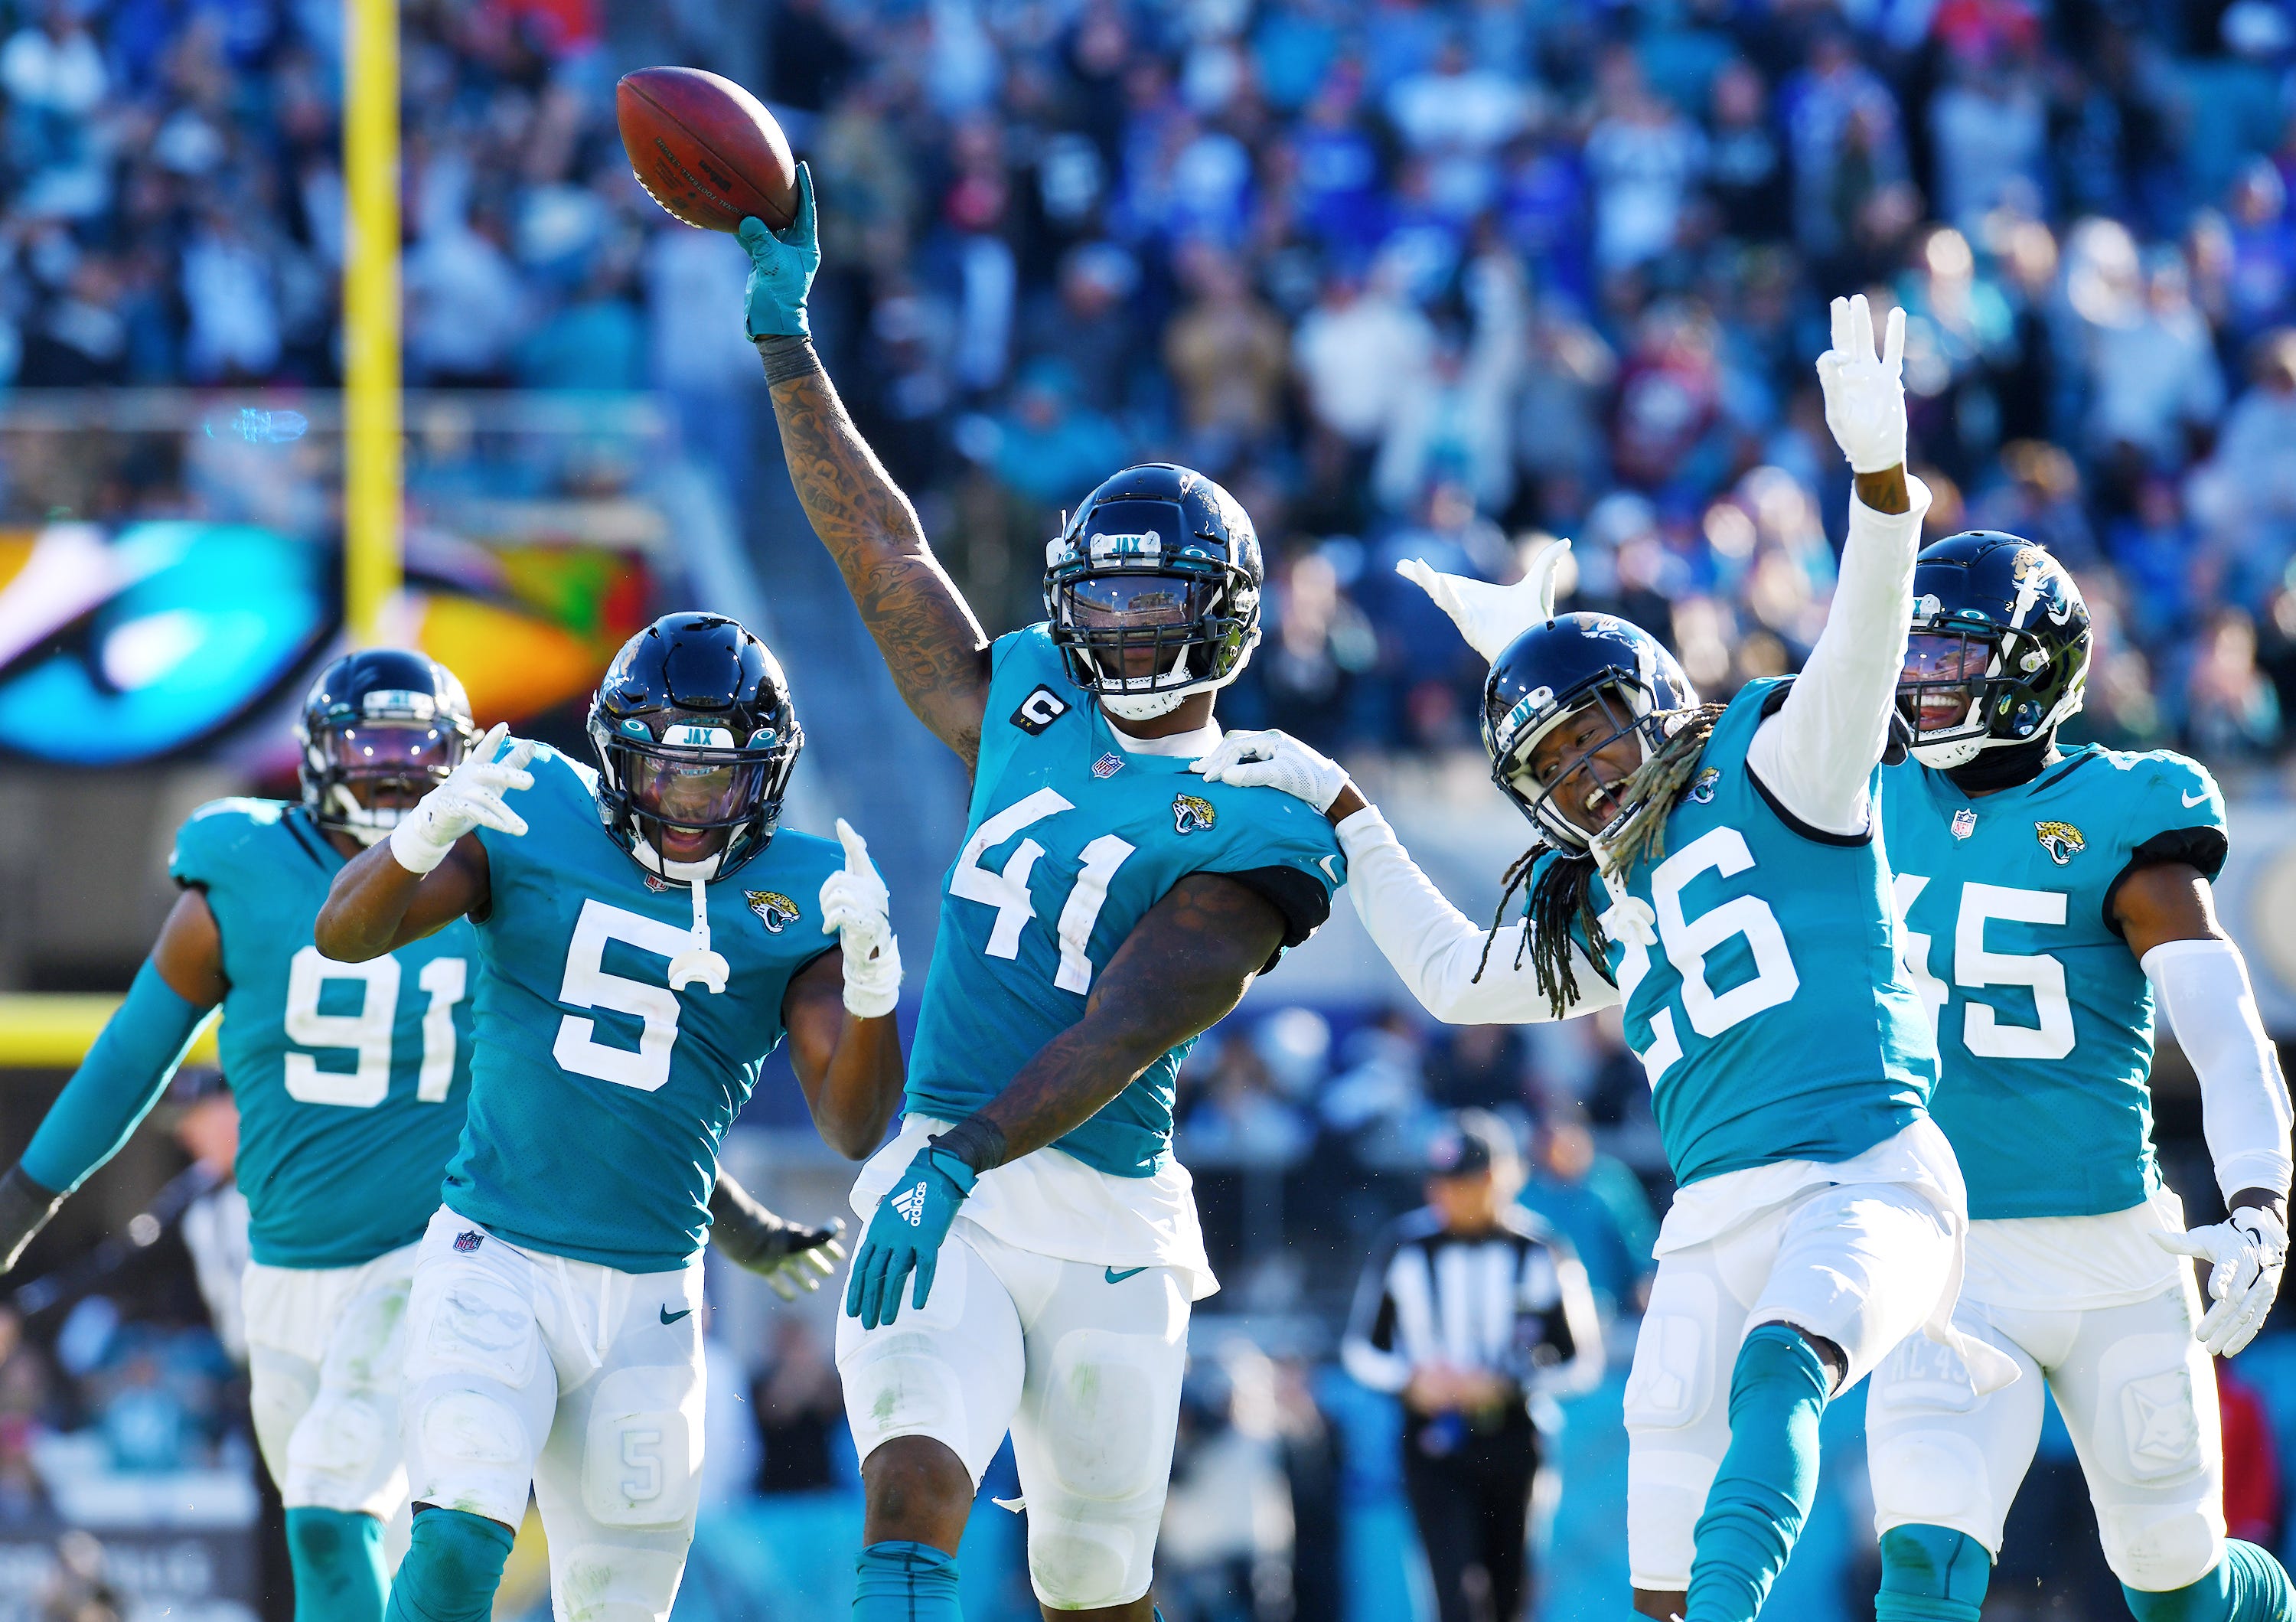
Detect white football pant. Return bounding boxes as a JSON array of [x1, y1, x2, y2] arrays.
[[246, 1242, 419, 1520]]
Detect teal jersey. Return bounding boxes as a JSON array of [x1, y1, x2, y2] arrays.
[[457, 745, 841, 1271], [1580, 678, 1938, 1186], [1882, 746, 2229, 1219], [170, 799, 478, 1269], [905, 626, 1345, 1177]]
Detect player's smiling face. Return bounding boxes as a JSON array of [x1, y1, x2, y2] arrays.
[[1523, 695, 1643, 835], [631, 756, 741, 861], [1900, 633, 1992, 736], [1071, 573, 1194, 682]]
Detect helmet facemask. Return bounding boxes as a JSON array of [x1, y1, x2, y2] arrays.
[[1044, 498, 1261, 722], [588, 716, 801, 882], [1490, 678, 1672, 853], [1897, 620, 2086, 770], [299, 698, 474, 846]]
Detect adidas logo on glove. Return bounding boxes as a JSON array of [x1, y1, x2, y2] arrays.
[[892, 1183, 928, 1226]]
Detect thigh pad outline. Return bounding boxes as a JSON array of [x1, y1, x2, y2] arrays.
[[1623, 1273, 1719, 1434], [418, 1274, 539, 1389], [579, 1366, 703, 1530]]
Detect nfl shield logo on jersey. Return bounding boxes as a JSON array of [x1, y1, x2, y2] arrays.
[[454, 1231, 484, 1254], [1092, 752, 1123, 779], [1951, 808, 1977, 840]]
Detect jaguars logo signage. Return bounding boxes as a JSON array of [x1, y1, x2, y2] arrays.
[[745, 890, 801, 932], [1172, 794, 1217, 835], [1688, 767, 1720, 804], [2034, 821, 2085, 866]]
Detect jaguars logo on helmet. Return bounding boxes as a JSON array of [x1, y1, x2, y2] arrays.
[[1172, 795, 1217, 835], [1043, 463, 1264, 723], [2034, 821, 2086, 865], [1899, 531, 2091, 771], [745, 890, 801, 932]]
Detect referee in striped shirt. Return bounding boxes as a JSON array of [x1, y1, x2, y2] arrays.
[[1343, 1109, 1605, 1622]]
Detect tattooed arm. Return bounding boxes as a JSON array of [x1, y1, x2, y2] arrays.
[[928, 873, 1287, 1171], [757, 335, 993, 771]]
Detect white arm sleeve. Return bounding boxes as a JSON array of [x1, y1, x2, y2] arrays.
[[1336, 806, 1619, 1025], [2144, 935, 2294, 1200], [1744, 477, 1932, 836]]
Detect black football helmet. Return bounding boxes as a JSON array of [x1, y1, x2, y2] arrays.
[[586, 612, 802, 881], [296, 648, 478, 845], [1897, 531, 2090, 769], [1483, 612, 1698, 852], [1043, 462, 1263, 722]]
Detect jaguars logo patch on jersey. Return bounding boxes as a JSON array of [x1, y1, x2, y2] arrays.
[[2034, 821, 2086, 865], [1172, 794, 1217, 834], [746, 890, 801, 932], [1689, 766, 1720, 804]]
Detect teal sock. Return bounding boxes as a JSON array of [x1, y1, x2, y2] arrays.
[[383, 1507, 514, 1622], [286, 1507, 388, 1622], [2125, 1542, 2296, 1622], [1684, 1323, 1830, 1622], [1876, 1524, 1991, 1622], [854, 1540, 961, 1620]]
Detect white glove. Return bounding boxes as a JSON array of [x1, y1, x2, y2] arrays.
[[1396, 539, 1572, 664], [1815, 292, 1908, 475], [1189, 729, 1349, 813], [388, 722, 536, 876], [2154, 1204, 2288, 1356], [820, 818, 900, 1019]]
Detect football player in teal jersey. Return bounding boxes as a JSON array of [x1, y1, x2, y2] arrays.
[[1195, 296, 2007, 1622], [745, 172, 1345, 1621], [315, 612, 905, 1622], [0, 649, 484, 1622], [1865, 535, 2296, 1622]]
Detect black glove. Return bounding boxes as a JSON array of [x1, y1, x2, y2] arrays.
[[0, 1165, 65, 1276], [709, 1172, 846, 1301]]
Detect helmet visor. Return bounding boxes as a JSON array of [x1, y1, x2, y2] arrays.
[[625, 750, 771, 831], [1898, 631, 1998, 741], [318, 720, 466, 809], [1056, 573, 1220, 685]]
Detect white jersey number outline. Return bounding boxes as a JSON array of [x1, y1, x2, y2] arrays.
[[950, 789, 1138, 994], [553, 900, 691, 1092], [1600, 827, 1800, 1087], [282, 945, 467, 1108], [1895, 876, 2074, 1060]]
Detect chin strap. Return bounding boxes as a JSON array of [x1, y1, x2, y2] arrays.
[[666, 876, 730, 994], [1941, 733, 2054, 793]]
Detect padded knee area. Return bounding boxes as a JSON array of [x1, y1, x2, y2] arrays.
[[2104, 1502, 2226, 1594], [286, 1507, 386, 1622], [1877, 1524, 1991, 1622], [385, 1507, 513, 1622], [853, 1540, 961, 1622], [2125, 1542, 2296, 1622]]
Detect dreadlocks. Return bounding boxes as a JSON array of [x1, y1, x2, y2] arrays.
[[1471, 701, 1728, 1019]]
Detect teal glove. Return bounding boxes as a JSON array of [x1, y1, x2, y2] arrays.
[[846, 1143, 975, 1330], [737, 161, 819, 340]]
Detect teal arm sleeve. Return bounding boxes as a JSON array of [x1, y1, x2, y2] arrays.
[[21, 961, 210, 1194]]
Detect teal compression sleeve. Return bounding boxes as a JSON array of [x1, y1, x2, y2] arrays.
[[21, 960, 210, 1194]]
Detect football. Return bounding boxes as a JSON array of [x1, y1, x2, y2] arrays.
[[616, 66, 797, 234]]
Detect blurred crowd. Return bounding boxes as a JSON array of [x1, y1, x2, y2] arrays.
[[2, 0, 2294, 767]]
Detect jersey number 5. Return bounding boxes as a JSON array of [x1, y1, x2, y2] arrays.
[[282, 946, 466, 1108], [1893, 876, 2074, 1059], [949, 788, 1137, 994]]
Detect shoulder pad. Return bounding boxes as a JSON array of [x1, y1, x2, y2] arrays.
[[171, 798, 289, 887]]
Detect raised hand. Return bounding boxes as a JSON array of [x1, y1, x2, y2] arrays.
[[820, 817, 901, 1019], [388, 722, 536, 876], [1396, 539, 1573, 664], [1815, 292, 1908, 475], [737, 162, 820, 340]]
